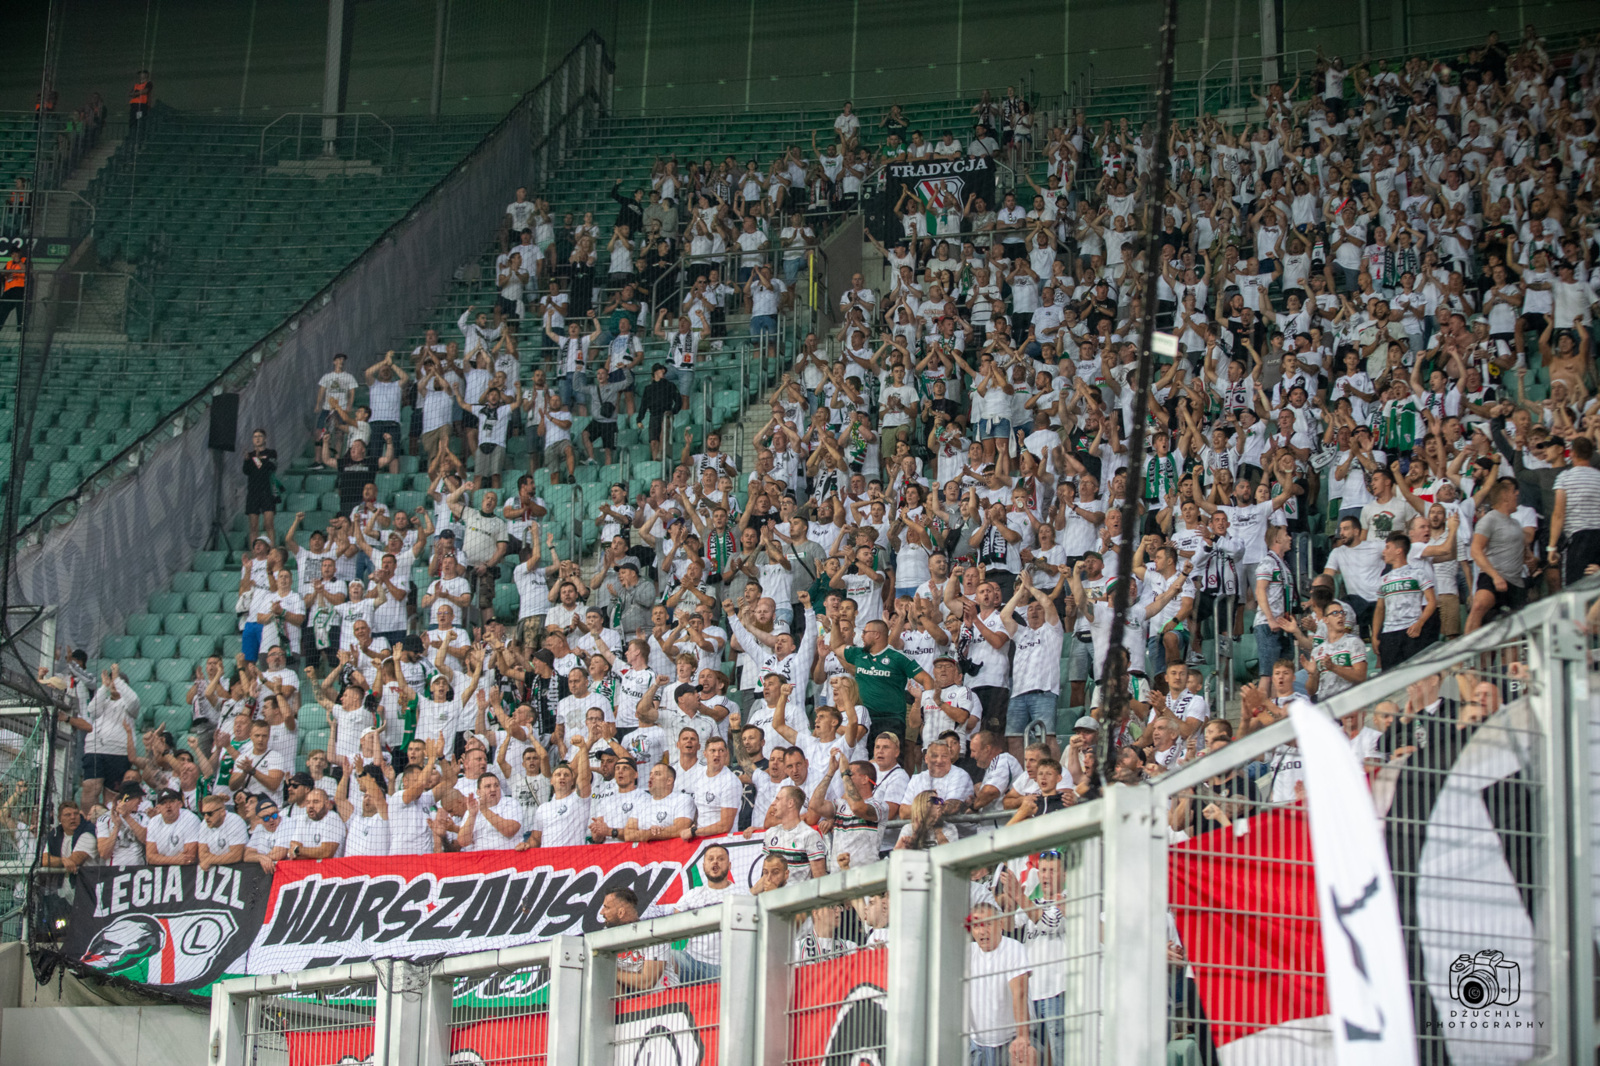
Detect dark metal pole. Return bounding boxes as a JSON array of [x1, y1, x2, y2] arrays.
[[1102, 0, 1180, 765]]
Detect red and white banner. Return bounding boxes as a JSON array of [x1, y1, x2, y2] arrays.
[[1169, 807, 1333, 1063], [252, 836, 766, 975]]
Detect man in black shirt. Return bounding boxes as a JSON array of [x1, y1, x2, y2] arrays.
[[610, 181, 645, 235], [330, 435, 394, 514], [638, 364, 682, 461], [732, 723, 769, 831]]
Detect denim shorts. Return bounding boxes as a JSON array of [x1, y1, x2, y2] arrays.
[[1067, 635, 1094, 682], [1006, 689, 1059, 735], [979, 417, 1012, 441]]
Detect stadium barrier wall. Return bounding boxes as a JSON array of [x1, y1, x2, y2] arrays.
[[8, 35, 610, 656]]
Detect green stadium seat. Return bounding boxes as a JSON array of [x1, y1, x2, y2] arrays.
[[193, 550, 228, 571], [126, 613, 162, 638], [304, 474, 336, 494], [179, 634, 219, 661], [155, 659, 195, 686], [200, 613, 236, 637], [102, 635, 140, 660], [148, 592, 185, 615], [171, 571, 208, 595], [208, 571, 240, 593], [298, 728, 330, 757], [133, 681, 168, 708], [393, 490, 425, 514], [222, 635, 243, 660], [155, 706, 193, 737], [164, 613, 200, 637], [186, 591, 224, 614], [140, 634, 179, 659], [118, 659, 154, 682], [492, 581, 519, 621]]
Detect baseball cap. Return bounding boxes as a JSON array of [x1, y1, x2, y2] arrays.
[[256, 800, 281, 818], [618, 558, 640, 571], [153, 788, 181, 804], [675, 683, 702, 702], [115, 782, 146, 799], [1072, 716, 1101, 733], [531, 649, 556, 667], [933, 654, 959, 665], [287, 772, 315, 790]]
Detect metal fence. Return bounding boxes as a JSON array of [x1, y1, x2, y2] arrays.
[[229, 967, 380, 1066], [432, 939, 584, 1066], [580, 900, 756, 1066], [753, 854, 928, 1066]]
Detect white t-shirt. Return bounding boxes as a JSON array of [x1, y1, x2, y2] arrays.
[[630, 790, 695, 836], [291, 812, 348, 856], [532, 793, 591, 848], [465, 796, 525, 851], [146, 810, 203, 859], [691, 768, 742, 830], [196, 811, 250, 856], [319, 371, 358, 412], [967, 938, 1032, 1047], [96, 811, 147, 867]]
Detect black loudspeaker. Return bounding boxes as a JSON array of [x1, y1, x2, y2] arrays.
[[209, 394, 240, 451]]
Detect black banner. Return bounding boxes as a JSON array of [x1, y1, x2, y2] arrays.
[[66, 864, 273, 997], [869, 156, 997, 245]]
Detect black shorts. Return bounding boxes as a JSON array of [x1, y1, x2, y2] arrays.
[[370, 420, 402, 448], [1378, 628, 1434, 670], [1564, 529, 1600, 585], [245, 484, 276, 515], [586, 420, 617, 449], [82, 752, 131, 786], [494, 295, 520, 319], [1520, 312, 1547, 334], [970, 684, 1009, 732], [1475, 572, 1528, 615]]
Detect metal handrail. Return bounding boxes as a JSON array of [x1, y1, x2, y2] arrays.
[[257, 110, 396, 166]]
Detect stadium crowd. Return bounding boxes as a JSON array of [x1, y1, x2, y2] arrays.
[[13, 37, 1600, 1045]]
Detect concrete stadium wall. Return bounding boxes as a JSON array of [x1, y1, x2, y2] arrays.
[[0, 1006, 208, 1066], [4, 0, 1593, 119]]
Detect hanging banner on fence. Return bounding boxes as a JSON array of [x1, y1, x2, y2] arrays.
[[1288, 698, 1417, 1066], [67, 836, 764, 999], [65, 863, 274, 996], [281, 944, 884, 1066], [1169, 806, 1333, 1064], [251, 836, 765, 975], [870, 156, 996, 244]]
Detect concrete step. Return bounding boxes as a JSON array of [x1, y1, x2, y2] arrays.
[[61, 136, 124, 195]]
